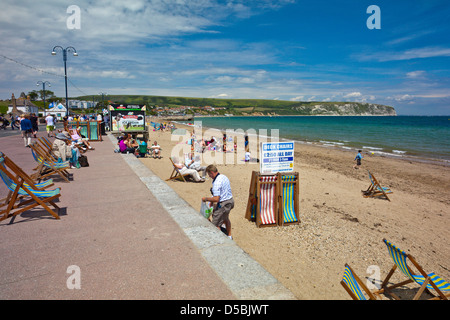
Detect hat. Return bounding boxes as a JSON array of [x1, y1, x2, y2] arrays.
[[62, 131, 71, 140], [56, 132, 69, 140]]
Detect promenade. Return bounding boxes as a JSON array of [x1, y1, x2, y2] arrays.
[[0, 126, 295, 300]]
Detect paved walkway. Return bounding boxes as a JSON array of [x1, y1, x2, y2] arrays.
[[0, 127, 296, 300]]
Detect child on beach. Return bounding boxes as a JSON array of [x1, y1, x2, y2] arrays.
[[353, 150, 363, 169]]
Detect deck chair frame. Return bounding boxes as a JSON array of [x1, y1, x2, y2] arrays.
[[245, 171, 259, 221], [278, 172, 300, 226], [0, 152, 60, 222], [341, 264, 381, 300], [381, 239, 449, 300], [362, 171, 392, 201], [29, 142, 71, 183], [166, 158, 190, 182]]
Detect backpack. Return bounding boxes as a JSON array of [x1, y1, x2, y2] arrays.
[[78, 155, 89, 167]]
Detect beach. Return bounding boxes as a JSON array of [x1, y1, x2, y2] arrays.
[[140, 119, 450, 300]]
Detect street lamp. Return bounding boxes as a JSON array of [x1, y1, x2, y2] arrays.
[[51, 46, 77, 115], [36, 80, 51, 109], [99, 92, 107, 112]]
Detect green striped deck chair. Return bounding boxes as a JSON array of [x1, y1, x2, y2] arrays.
[[0, 152, 60, 222], [280, 173, 299, 225], [362, 171, 392, 201], [341, 264, 378, 300], [29, 142, 71, 183], [381, 239, 450, 300]]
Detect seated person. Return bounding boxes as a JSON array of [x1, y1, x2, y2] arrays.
[[150, 141, 162, 159], [52, 132, 79, 169], [185, 153, 206, 179], [137, 139, 148, 158], [68, 126, 95, 151], [119, 134, 138, 154], [172, 157, 204, 182]]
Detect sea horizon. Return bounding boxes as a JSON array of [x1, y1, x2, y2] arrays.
[[182, 115, 450, 164]]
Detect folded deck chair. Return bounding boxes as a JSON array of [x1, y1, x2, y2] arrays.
[[165, 157, 190, 182], [0, 152, 60, 222], [29, 142, 71, 183], [341, 264, 379, 300], [362, 171, 392, 201], [256, 175, 278, 227], [280, 173, 299, 225], [245, 171, 259, 221], [381, 239, 450, 300]]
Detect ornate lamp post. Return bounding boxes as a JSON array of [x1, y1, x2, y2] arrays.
[[51, 46, 77, 115]]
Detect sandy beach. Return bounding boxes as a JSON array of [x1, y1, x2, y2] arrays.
[[139, 119, 450, 300]]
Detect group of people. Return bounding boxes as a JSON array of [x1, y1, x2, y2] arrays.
[[116, 132, 161, 159], [0, 113, 41, 147], [52, 127, 95, 169]]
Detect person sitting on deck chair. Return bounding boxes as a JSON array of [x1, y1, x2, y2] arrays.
[[52, 132, 79, 169], [68, 127, 95, 151], [185, 153, 206, 179], [172, 157, 204, 182]]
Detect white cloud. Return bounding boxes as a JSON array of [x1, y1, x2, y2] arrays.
[[343, 92, 362, 98]]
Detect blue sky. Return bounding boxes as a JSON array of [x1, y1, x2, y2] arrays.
[[1, 0, 449, 115]]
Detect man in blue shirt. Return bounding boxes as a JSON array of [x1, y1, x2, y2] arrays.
[[202, 165, 234, 239]]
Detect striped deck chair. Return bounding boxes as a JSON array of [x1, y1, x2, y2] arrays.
[[280, 174, 299, 225], [0, 152, 60, 222], [362, 171, 392, 201], [166, 157, 190, 182], [257, 175, 278, 227], [381, 239, 450, 300], [341, 264, 378, 300], [29, 142, 71, 183]]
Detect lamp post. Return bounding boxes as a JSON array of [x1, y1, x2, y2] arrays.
[[36, 81, 51, 110], [99, 92, 107, 112], [51, 46, 77, 115]]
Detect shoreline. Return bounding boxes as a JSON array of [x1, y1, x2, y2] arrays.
[[142, 118, 450, 299], [168, 119, 450, 168]]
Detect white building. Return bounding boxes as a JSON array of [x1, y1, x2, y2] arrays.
[[44, 102, 68, 119], [68, 100, 96, 109]]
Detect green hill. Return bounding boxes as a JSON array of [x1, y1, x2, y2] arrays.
[[76, 94, 397, 116]]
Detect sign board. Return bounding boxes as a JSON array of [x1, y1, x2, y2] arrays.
[[260, 141, 295, 173], [109, 104, 146, 132]]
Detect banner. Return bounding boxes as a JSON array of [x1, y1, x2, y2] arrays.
[[260, 141, 295, 173]]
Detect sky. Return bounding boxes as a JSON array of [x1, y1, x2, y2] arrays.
[[1, 0, 449, 115]]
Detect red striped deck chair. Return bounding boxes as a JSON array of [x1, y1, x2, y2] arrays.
[[256, 175, 278, 227]]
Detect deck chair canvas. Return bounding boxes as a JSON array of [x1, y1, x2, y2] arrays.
[[29, 142, 71, 183], [279, 173, 300, 226], [166, 157, 190, 182], [362, 171, 392, 201], [0, 152, 60, 222], [256, 174, 278, 228], [381, 239, 450, 300], [341, 264, 379, 300]]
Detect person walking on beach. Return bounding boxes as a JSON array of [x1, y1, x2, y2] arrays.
[[353, 150, 363, 169], [30, 113, 39, 138], [202, 165, 234, 239]]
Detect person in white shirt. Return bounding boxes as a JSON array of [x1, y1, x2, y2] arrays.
[[202, 165, 234, 239], [45, 114, 55, 137]]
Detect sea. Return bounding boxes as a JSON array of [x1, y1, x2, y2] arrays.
[[187, 116, 450, 164]]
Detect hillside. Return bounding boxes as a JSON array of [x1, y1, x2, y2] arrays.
[[76, 94, 397, 116]]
